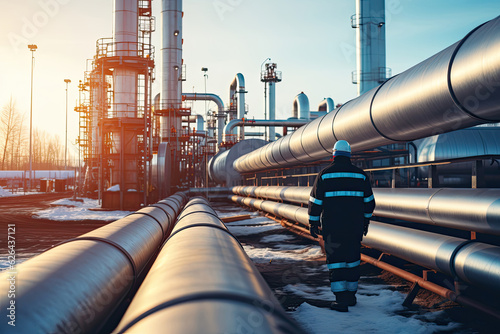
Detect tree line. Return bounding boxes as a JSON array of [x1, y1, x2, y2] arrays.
[[0, 97, 67, 170]]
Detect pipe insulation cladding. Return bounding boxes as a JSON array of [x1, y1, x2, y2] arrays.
[[114, 197, 305, 334], [230, 195, 500, 293], [0, 193, 188, 334], [234, 16, 500, 173], [232, 186, 500, 236]]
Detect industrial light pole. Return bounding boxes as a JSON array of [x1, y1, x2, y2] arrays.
[[64, 79, 71, 170], [28, 44, 37, 191], [261, 57, 271, 141], [201, 67, 208, 197]]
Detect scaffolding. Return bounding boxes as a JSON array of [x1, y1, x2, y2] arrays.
[[76, 0, 155, 210]]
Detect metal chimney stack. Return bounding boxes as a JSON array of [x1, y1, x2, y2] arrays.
[[352, 0, 389, 96], [114, 0, 138, 117], [161, 0, 183, 141]]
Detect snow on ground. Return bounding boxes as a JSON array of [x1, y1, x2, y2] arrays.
[[33, 198, 132, 221], [0, 186, 12, 197], [228, 222, 285, 236], [215, 208, 260, 219], [223, 214, 287, 236], [260, 234, 295, 243], [288, 283, 462, 334], [0, 186, 38, 197], [243, 244, 323, 263]]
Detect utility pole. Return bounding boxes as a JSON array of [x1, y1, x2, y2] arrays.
[[64, 79, 71, 170], [28, 44, 37, 191]]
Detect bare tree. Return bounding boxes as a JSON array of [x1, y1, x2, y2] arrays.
[[1, 97, 23, 170]]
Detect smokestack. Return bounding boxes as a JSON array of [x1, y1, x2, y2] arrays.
[[353, 0, 388, 96]]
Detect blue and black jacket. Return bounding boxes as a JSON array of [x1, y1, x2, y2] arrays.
[[308, 155, 375, 239]]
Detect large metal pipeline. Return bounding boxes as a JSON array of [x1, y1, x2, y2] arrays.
[[317, 97, 335, 113], [230, 195, 500, 293], [114, 197, 304, 333], [292, 92, 310, 120], [234, 16, 500, 173], [0, 193, 188, 333], [209, 139, 267, 186], [232, 186, 500, 236]]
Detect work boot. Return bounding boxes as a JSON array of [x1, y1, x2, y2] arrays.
[[331, 291, 349, 312], [330, 301, 348, 312], [345, 291, 357, 306]]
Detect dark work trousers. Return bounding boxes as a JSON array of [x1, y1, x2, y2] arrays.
[[324, 234, 361, 299]]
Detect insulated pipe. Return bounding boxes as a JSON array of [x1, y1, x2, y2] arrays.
[[317, 98, 335, 112], [292, 92, 310, 120], [232, 186, 500, 236], [114, 198, 304, 334], [210, 139, 267, 186], [230, 195, 500, 293], [229, 73, 246, 138], [223, 118, 308, 142], [234, 16, 500, 173], [0, 193, 188, 334]]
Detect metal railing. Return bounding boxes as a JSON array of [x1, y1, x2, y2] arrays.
[[351, 67, 392, 84], [96, 38, 155, 60]]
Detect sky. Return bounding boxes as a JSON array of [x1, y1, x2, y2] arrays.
[[1, 0, 500, 161]]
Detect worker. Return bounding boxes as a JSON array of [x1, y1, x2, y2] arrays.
[[308, 140, 375, 312]]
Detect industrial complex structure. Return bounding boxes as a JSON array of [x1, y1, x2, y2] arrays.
[[3, 0, 500, 332]]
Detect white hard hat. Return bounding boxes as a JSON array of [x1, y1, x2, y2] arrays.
[[333, 140, 351, 153]]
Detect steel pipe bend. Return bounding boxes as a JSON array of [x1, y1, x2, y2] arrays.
[[234, 16, 500, 173], [0, 193, 187, 334], [115, 198, 304, 334]]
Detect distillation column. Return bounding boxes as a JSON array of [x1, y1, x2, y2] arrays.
[[353, 0, 388, 95], [160, 0, 183, 145], [112, 0, 139, 196]]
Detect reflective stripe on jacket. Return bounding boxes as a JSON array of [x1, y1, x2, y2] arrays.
[[308, 156, 375, 237]]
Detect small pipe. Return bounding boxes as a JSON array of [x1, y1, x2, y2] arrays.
[[223, 118, 308, 142], [361, 254, 500, 320]]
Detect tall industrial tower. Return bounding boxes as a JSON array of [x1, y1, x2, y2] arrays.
[[351, 0, 390, 95], [77, 0, 155, 209], [261, 63, 282, 142]]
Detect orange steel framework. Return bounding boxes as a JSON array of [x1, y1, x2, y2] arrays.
[[76, 0, 155, 210]]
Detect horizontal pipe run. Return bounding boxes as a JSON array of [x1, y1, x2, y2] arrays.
[[0, 193, 188, 334], [232, 186, 500, 236], [230, 195, 500, 294], [234, 16, 500, 173], [223, 118, 309, 141], [114, 197, 304, 333]]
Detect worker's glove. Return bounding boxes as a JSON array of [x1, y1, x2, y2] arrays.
[[309, 224, 320, 238], [363, 219, 370, 236]]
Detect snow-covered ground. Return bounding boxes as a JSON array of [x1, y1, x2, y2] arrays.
[[220, 205, 464, 334], [288, 284, 460, 333], [0, 186, 38, 197], [33, 198, 132, 221]]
